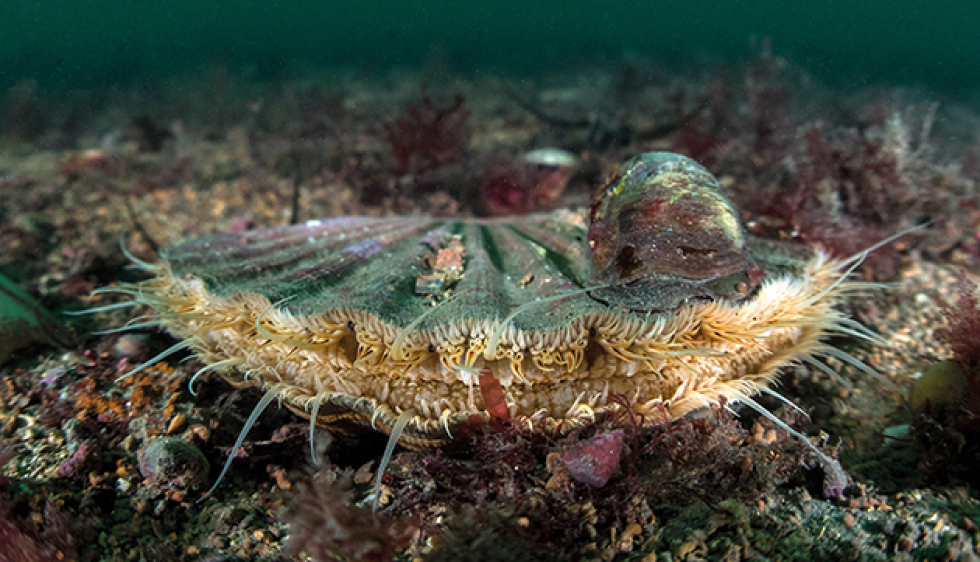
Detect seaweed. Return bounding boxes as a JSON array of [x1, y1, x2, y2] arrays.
[[383, 93, 470, 176], [283, 469, 418, 562], [378, 397, 827, 560], [0, 460, 93, 562], [938, 273, 980, 369], [911, 273, 980, 483]]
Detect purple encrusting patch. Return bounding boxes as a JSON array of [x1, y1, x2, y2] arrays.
[[41, 367, 67, 386], [341, 239, 384, 259], [57, 439, 96, 479], [562, 429, 625, 488], [285, 237, 387, 281]]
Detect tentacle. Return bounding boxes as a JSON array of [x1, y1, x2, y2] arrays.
[[800, 355, 854, 390], [119, 236, 158, 272], [484, 284, 602, 359], [838, 223, 929, 269], [254, 297, 295, 343], [736, 394, 837, 468], [188, 358, 242, 395], [759, 387, 810, 420], [818, 345, 901, 392], [200, 385, 282, 501], [63, 301, 143, 315], [390, 296, 451, 362], [90, 286, 142, 298], [309, 395, 324, 466], [832, 317, 892, 347], [114, 340, 192, 382], [372, 408, 416, 511], [92, 321, 162, 335]]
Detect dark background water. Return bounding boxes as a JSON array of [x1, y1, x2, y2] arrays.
[[1, 0, 977, 93]]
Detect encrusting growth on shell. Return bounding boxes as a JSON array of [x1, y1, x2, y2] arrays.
[[108, 152, 880, 449]]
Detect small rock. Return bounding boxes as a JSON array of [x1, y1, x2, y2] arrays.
[[120, 434, 141, 453], [138, 437, 210, 489], [562, 429, 624, 488], [131, 497, 151, 515], [167, 413, 188, 435], [616, 522, 643, 552], [113, 334, 151, 360]]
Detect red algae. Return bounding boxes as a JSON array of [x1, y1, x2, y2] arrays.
[[284, 471, 418, 562], [383, 92, 470, 176]]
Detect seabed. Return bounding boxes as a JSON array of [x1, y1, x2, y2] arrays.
[[2, 55, 980, 561]]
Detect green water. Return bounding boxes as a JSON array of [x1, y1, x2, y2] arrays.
[[1, 0, 977, 93]]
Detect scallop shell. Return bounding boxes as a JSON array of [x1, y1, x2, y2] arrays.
[[121, 152, 862, 448]]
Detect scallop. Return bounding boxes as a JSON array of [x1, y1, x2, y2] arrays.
[[110, 152, 874, 448]]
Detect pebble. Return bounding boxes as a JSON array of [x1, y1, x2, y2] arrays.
[[167, 413, 188, 435], [113, 334, 151, 359], [563, 429, 625, 488], [137, 437, 210, 489]]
